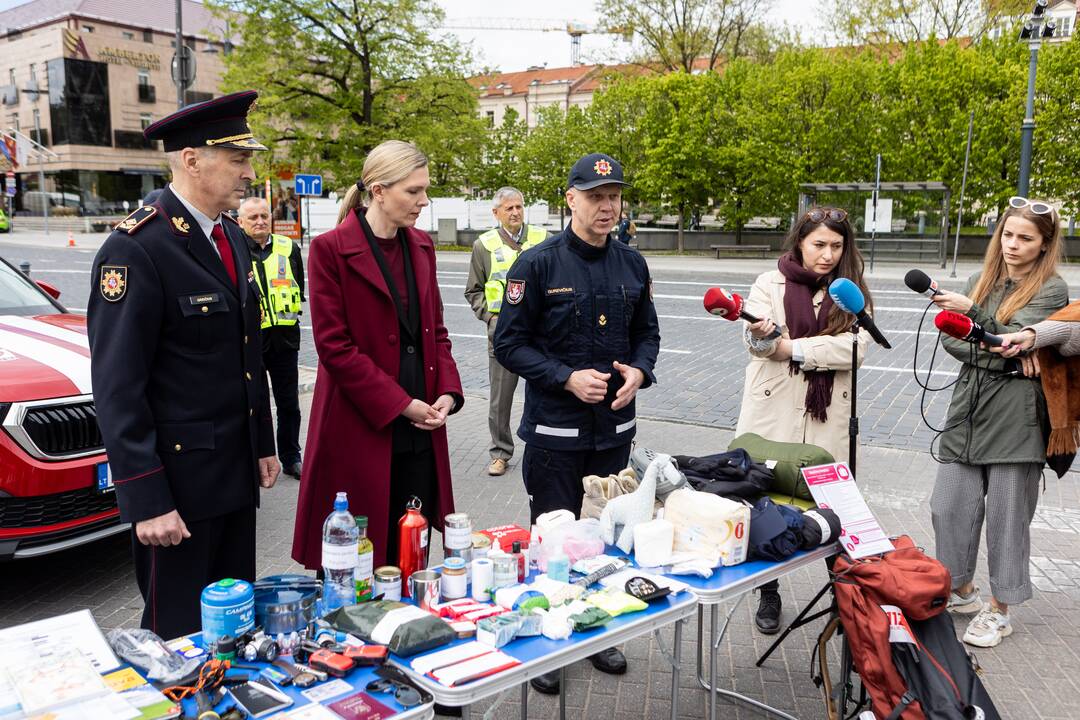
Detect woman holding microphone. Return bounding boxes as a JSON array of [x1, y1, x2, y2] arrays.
[[291, 140, 463, 570], [928, 196, 1067, 647], [734, 207, 871, 634]]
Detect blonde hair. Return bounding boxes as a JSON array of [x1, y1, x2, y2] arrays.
[[336, 140, 429, 224], [969, 201, 1063, 324]]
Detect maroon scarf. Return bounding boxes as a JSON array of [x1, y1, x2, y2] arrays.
[[778, 252, 836, 423]]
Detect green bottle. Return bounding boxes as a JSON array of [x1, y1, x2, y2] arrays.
[[354, 515, 374, 602]]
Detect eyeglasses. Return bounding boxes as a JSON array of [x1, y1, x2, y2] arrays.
[[366, 678, 423, 708], [805, 208, 848, 223], [1009, 196, 1053, 215]]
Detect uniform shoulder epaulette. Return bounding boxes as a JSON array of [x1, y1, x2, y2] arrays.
[[221, 212, 239, 224], [114, 206, 157, 235]]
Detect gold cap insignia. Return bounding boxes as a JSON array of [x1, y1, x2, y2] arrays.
[[100, 265, 128, 302], [171, 216, 191, 233], [594, 159, 613, 176]]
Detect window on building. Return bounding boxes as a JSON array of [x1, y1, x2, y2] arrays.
[[137, 70, 150, 85], [31, 107, 39, 128], [122, 31, 135, 41], [140, 113, 152, 130], [47, 57, 112, 147], [1060, 15, 1072, 37], [8, 69, 13, 86], [143, 29, 153, 42], [485, 110, 495, 127], [81, 25, 94, 33], [28, 63, 36, 83]]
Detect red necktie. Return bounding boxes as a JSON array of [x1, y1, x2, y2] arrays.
[[211, 223, 238, 287]]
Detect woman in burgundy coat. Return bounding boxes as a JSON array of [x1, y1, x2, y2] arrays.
[[291, 141, 463, 569]]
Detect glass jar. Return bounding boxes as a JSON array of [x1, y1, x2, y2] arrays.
[[373, 566, 401, 601]]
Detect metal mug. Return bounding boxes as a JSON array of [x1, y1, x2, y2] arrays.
[[408, 570, 441, 611]]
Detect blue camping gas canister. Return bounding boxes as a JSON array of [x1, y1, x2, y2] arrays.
[[201, 578, 255, 646]]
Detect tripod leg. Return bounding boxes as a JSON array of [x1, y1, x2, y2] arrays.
[[756, 580, 834, 667]]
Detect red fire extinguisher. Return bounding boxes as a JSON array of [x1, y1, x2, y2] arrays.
[[398, 496, 428, 596]]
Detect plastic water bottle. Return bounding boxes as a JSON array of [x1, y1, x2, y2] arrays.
[[321, 492, 359, 612]]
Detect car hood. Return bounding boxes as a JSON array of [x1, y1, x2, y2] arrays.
[[0, 314, 92, 402]]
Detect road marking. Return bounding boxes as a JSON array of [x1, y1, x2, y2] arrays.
[[33, 268, 90, 273], [862, 365, 955, 377]]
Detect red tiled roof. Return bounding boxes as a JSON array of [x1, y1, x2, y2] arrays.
[[471, 56, 719, 97]]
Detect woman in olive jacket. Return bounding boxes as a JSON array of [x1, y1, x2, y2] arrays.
[[929, 197, 1067, 649]]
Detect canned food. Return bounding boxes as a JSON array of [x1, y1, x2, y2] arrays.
[[373, 566, 402, 601], [441, 557, 468, 599]]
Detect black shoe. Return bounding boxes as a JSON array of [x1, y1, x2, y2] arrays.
[[434, 703, 461, 717], [588, 647, 627, 675], [755, 588, 783, 635], [284, 461, 303, 479], [530, 670, 560, 695]]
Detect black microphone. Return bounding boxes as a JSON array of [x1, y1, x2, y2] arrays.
[[828, 278, 891, 349], [904, 269, 943, 297], [934, 310, 1004, 347]]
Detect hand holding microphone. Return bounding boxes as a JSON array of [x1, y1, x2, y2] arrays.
[[828, 278, 891, 348], [905, 268, 973, 313], [703, 287, 782, 340]]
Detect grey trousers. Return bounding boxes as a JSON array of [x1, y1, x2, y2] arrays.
[[931, 461, 1042, 605], [488, 355, 519, 460]]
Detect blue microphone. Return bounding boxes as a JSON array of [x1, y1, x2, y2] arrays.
[[828, 278, 891, 348]]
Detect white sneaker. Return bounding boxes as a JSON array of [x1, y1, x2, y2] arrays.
[[947, 586, 982, 615], [962, 603, 1012, 648]]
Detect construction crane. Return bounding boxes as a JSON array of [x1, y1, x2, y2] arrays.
[[438, 18, 631, 66]]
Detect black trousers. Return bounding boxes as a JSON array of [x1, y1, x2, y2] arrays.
[[521, 443, 632, 524], [384, 447, 437, 568], [264, 347, 301, 466], [132, 505, 256, 640]]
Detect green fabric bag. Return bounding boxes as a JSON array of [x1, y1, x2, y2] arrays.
[[728, 433, 833, 501], [324, 601, 455, 657]]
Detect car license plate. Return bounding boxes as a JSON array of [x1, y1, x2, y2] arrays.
[[96, 462, 114, 493]]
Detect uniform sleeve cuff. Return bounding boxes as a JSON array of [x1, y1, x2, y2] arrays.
[[114, 466, 176, 524]]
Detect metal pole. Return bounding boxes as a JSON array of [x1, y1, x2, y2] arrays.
[[175, 0, 185, 108], [34, 113, 47, 236], [951, 111, 974, 278], [1018, 39, 1039, 196], [869, 154, 881, 273]]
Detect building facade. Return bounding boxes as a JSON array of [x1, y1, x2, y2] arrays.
[[472, 64, 611, 129], [0, 0, 229, 216]]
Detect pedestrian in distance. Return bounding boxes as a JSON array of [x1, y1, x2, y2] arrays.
[[463, 186, 548, 476], [494, 152, 660, 695], [87, 91, 280, 639], [238, 197, 306, 480], [928, 195, 1067, 648], [291, 140, 463, 570], [733, 207, 872, 636]]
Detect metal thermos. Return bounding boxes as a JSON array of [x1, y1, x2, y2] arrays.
[[398, 496, 429, 597]]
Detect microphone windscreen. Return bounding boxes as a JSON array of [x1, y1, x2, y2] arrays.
[[703, 287, 740, 320], [934, 310, 974, 339], [828, 278, 865, 314], [905, 269, 932, 294]]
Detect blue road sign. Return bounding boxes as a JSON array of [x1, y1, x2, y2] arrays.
[[294, 174, 322, 196]]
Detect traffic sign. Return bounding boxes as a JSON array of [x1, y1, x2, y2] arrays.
[[294, 174, 322, 196], [171, 45, 196, 90], [5, 170, 14, 197]]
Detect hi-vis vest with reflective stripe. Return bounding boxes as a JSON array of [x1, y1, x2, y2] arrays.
[[482, 225, 546, 313], [254, 234, 301, 329]]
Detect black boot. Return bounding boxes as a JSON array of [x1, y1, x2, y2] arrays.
[[755, 587, 782, 635], [588, 647, 627, 674], [530, 670, 560, 695]]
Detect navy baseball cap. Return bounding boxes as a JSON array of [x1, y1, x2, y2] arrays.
[[144, 90, 268, 152], [568, 153, 631, 191]]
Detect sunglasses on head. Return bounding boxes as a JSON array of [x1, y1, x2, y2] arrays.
[[1009, 196, 1053, 215], [366, 678, 423, 708], [805, 208, 848, 223]]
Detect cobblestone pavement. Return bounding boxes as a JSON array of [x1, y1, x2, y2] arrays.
[[4, 387, 1080, 718]]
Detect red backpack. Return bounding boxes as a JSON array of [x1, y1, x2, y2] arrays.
[[831, 536, 950, 719]]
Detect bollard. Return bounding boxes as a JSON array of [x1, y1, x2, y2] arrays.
[[19, 261, 30, 276]]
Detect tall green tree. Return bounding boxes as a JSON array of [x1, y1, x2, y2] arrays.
[[1032, 36, 1080, 216], [210, 0, 482, 188], [516, 106, 596, 210], [825, 0, 1030, 45], [472, 108, 528, 197]]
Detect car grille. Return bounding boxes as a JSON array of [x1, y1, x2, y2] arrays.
[[0, 486, 118, 529], [22, 400, 104, 457]]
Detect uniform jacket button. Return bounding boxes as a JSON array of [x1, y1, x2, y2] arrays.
[[174, 443, 182, 451], [389, 334, 397, 344], [244, 335, 249, 344], [429, 366, 434, 371], [201, 306, 208, 313], [250, 408, 254, 416], [245, 371, 252, 380]]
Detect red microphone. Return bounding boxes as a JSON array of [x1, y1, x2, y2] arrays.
[[934, 310, 1004, 347], [703, 287, 781, 340]]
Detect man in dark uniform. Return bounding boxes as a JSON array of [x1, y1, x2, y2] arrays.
[[493, 153, 661, 694], [88, 91, 280, 640]]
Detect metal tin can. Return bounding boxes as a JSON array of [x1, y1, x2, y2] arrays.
[[373, 565, 402, 601], [201, 578, 255, 647], [443, 513, 472, 569], [441, 557, 468, 599]]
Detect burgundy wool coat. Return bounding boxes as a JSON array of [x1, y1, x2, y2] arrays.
[[290, 210, 463, 569]]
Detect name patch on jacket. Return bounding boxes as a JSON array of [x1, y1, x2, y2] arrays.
[[506, 279, 525, 305], [546, 287, 573, 296]]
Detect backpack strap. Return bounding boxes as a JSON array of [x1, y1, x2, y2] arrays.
[[884, 691, 917, 720]]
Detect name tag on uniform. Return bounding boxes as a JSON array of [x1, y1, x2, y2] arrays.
[[271, 279, 291, 287], [546, 287, 574, 296], [189, 293, 221, 305]]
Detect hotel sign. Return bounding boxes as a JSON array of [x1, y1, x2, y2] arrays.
[[97, 47, 161, 71]]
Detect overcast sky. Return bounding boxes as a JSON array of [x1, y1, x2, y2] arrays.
[[0, 0, 824, 73]]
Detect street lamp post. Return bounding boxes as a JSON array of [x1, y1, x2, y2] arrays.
[[1017, 0, 1055, 197]]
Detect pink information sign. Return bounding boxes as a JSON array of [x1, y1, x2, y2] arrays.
[[802, 463, 895, 559]]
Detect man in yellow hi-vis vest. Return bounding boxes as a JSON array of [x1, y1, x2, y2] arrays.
[[239, 197, 306, 480], [464, 187, 548, 476]]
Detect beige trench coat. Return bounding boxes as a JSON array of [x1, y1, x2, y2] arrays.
[[734, 270, 869, 462]]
